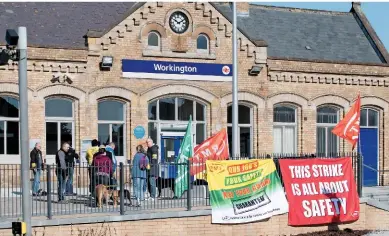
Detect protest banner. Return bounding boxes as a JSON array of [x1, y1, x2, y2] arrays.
[[190, 128, 229, 180], [279, 157, 359, 226], [206, 159, 288, 224]]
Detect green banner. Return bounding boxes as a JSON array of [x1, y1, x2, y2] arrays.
[[174, 116, 193, 198], [206, 159, 289, 224]]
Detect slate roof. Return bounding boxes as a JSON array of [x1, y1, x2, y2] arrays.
[[0, 2, 136, 49], [0, 2, 386, 64], [214, 4, 384, 64]]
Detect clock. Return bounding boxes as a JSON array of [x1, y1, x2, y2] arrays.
[[169, 11, 189, 34]]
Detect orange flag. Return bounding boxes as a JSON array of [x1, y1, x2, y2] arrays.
[[332, 94, 361, 149], [189, 128, 229, 176]]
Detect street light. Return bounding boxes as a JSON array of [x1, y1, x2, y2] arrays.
[[1, 27, 31, 236]]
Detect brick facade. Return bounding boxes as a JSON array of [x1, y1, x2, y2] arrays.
[[0, 203, 388, 236], [0, 2, 388, 183]]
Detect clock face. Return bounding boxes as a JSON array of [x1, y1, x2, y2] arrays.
[[169, 11, 189, 34]]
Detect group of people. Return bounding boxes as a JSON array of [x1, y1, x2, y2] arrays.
[[30, 142, 79, 199], [29, 137, 160, 206], [131, 138, 159, 206]]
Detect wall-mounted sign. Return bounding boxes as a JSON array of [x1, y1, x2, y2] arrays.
[[80, 139, 93, 163], [133, 126, 146, 139], [122, 59, 232, 81]]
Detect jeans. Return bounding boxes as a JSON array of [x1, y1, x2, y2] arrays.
[[133, 178, 145, 201], [56, 169, 67, 201], [32, 169, 41, 194], [148, 176, 157, 198], [65, 167, 74, 194]]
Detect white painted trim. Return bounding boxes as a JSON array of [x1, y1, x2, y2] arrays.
[[161, 132, 185, 137], [123, 72, 232, 82]]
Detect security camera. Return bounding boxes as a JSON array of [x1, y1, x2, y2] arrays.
[[6, 29, 19, 46]]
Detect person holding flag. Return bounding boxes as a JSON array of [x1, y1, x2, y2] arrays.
[[332, 93, 361, 150]]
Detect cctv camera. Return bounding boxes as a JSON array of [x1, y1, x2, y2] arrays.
[[5, 29, 19, 46]]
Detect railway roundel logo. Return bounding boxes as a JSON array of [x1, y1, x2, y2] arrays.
[[222, 65, 231, 75]]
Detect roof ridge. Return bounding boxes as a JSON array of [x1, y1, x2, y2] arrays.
[[248, 3, 351, 16]]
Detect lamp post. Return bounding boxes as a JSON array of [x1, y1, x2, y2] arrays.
[[18, 26, 32, 236], [232, 2, 239, 158]]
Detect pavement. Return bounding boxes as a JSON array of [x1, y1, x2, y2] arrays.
[[0, 185, 210, 220]]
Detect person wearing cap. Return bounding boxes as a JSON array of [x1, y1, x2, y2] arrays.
[[90, 145, 113, 199]]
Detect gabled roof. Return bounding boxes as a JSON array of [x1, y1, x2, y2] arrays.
[[0, 2, 386, 64], [214, 3, 386, 64]]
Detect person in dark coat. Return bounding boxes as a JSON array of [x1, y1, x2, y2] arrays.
[[56, 142, 70, 202], [146, 138, 159, 200], [30, 142, 44, 196], [65, 145, 79, 196]]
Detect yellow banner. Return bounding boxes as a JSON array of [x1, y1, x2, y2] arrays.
[[206, 159, 276, 191]]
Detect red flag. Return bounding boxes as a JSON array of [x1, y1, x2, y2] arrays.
[[190, 128, 229, 176], [332, 94, 361, 149]]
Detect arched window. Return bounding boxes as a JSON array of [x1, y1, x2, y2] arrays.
[[227, 104, 253, 157], [0, 96, 19, 156], [273, 105, 297, 154], [45, 98, 74, 156], [197, 34, 209, 51], [148, 31, 160, 49], [98, 100, 125, 157], [148, 97, 206, 145], [316, 106, 339, 156]]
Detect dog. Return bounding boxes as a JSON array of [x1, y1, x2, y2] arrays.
[[116, 189, 132, 206], [95, 184, 119, 208], [156, 178, 175, 198]]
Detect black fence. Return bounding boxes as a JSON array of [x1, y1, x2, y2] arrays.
[[0, 153, 362, 221]]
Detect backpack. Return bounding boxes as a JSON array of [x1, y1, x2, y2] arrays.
[[139, 154, 148, 170]]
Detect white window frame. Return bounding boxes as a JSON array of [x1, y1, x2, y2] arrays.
[[45, 98, 75, 163], [147, 96, 207, 150], [0, 117, 20, 159], [316, 106, 340, 156], [196, 34, 209, 54], [97, 100, 126, 160], [273, 105, 297, 155], [227, 103, 253, 157], [147, 31, 161, 50]]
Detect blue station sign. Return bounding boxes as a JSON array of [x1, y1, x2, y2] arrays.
[[122, 59, 232, 81]]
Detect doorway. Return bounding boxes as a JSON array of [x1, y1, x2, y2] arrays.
[[160, 132, 184, 179]]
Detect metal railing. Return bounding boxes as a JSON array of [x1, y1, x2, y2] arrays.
[[0, 152, 362, 221]]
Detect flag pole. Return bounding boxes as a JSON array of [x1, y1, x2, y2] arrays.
[[357, 92, 363, 197], [231, 2, 239, 159]]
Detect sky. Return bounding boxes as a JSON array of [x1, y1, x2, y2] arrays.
[[255, 2, 389, 50]]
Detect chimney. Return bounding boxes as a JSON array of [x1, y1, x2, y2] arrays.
[[230, 2, 249, 17], [351, 2, 361, 11]]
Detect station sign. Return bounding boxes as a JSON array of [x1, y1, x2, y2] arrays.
[[122, 59, 232, 81]]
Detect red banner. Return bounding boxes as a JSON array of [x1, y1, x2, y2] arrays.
[[279, 157, 360, 226], [190, 128, 229, 176]]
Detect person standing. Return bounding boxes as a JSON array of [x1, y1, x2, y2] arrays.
[[91, 145, 113, 199], [56, 142, 70, 202], [30, 142, 44, 196], [86, 139, 99, 195], [146, 138, 159, 200], [105, 142, 118, 189], [65, 145, 79, 196], [131, 145, 149, 207]]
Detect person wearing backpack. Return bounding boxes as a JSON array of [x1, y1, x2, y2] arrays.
[[131, 145, 149, 207]]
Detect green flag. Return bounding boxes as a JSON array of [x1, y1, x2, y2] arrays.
[[174, 116, 193, 198]]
